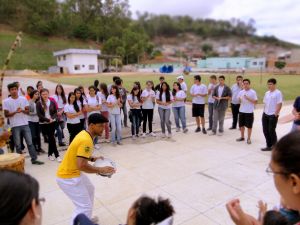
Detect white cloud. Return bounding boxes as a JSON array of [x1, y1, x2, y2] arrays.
[[129, 0, 300, 44]]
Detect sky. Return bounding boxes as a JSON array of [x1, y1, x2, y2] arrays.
[[129, 0, 300, 45]]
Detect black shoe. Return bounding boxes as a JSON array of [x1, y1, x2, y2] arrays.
[[59, 143, 66, 147], [32, 160, 44, 165], [38, 148, 46, 154], [261, 147, 272, 151], [202, 128, 207, 134], [229, 127, 236, 130], [195, 127, 201, 133], [236, 137, 245, 142], [207, 128, 212, 131]]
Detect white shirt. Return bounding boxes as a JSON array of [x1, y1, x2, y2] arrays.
[[156, 91, 174, 109], [208, 83, 217, 103], [173, 90, 186, 108], [64, 104, 81, 124], [86, 95, 101, 117], [107, 95, 120, 114], [231, 83, 243, 104], [77, 99, 87, 119], [190, 84, 208, 104], [44, 100, 51, 120], [52, 95, 67, 109], [180, 82, 188, 92], [218, 85, 224, 98], [127, 94, 141, 109], [3, 96, 29, 128], [141, 89, 155, 109], [97, 92, 109, 112], [263, 89, 283, 115], [238, 89, 258, 113], [28, 100, 39, 123]]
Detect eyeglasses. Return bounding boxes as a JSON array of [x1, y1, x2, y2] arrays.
[[38, 197, 46, 205], [265, 166, 289, 176]]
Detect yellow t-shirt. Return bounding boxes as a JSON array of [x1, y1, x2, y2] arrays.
[[57, 130, 94, 179]]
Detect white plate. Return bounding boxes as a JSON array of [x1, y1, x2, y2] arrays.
[[93, 158, 116, 177]]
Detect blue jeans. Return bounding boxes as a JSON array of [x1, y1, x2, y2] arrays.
[[56, 121, 65, 144], [131, 109, 141, 136], [158, 108, 171, 134], [110, 114, 122, 143], [12, 125, 37, 161], [172, 106, 186, 129]]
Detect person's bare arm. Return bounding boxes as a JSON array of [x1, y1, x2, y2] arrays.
[[22, 106, 30, 115], [77, 157, 115, 174], [275, 103, 282, 116], [4, 109, 17, 118]]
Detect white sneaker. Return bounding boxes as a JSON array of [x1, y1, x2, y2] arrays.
[[167, 133, 172, 138], [48, 155, 55, 161], [217, 132, 224, 136], [56, 156, 62, 162], [94, 145, 101, 150], [142, 133, 146, 138], [132, 135, 136, 140], [183, 128, 188, 133], [176, 128, 180, 132], [105, 139, 110, 143], [150, 132, 156, 137], [161, 133, 166, 138], [209, 131, 216, 136]]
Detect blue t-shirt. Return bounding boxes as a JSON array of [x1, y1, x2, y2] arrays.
[[293, 96, 300, 125]]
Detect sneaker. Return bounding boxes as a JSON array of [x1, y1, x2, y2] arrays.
[[117, 142, 123, 145], [202, 128, 207, 134], [183, 128, 188, 133], [56, 157, 62, 162], [176, 128, 180, 132], [167, 133, 172, 138], [261, 147, 272, 151], [32, 160, 44, 165], [94, 145, 101, 150], [161, 133, 166, 138], [195, 127, 201, 133], [48, 155, 55, 161], [105, 139, 110, 143], [217, 132, 224, 136], [247, 139, 252, 145], [229, 127, 236, 130], [150, 132, 156, 137], [209, 131, 216, 136], [59, 142, 66, 147], [207, 128, 212, 131], [236, 137, 245, 142], [132, 135, 136, 140], [142, 133, 146, 138]]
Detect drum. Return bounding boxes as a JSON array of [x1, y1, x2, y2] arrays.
[[0, 153, 25, 172]]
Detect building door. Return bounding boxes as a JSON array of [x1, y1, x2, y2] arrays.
[[60, 67, 63, 74]]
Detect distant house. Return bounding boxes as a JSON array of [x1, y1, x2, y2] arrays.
[[197, 57, 266, 70], [53, 49, 101, 74]]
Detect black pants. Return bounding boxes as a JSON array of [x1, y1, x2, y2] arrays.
[[262, 113, 278, 148], [142, 109, 153, 133], [231, 103, 240, 128], [29, 121, 41, 151], [67, 123, 82, 144], [80, 118, 86, 130], [40, 122, 59, 157]]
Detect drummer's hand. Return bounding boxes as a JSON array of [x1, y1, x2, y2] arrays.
[[98, 166, 116, 175]]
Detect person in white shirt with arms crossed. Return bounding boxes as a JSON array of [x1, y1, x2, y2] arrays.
[[177, 75, 188, 93], [236, 79, 258, 144], [56, 113, 116, 224], [261, 78, 283, 151]]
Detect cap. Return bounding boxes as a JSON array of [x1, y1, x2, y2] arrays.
[[177, 75, 184, 80]]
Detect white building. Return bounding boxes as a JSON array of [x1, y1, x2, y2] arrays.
[[53, 49, 101, 74]]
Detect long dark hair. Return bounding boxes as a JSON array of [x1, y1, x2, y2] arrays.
[[74, 88, 83, 106], [40, 88, 49, 111], [55, 84, 67, 104], [159, 82, 171, 102], [133, 196, 175, 225], [78, 85, 86, 99], [110, 85, 120, 100], [68, 92, 79, 112], [130, 86, 141, 102], [100, 83, 109, 99], [172, 82, 182, 96], [272, 131, 300, 177], [0, 170, 40, 225], [29, 90, 39, 102]]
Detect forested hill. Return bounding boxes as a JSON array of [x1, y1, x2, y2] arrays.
[[0, 0, 298, 69]]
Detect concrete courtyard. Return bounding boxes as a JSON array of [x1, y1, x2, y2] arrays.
[[22, 103, 293, 225]]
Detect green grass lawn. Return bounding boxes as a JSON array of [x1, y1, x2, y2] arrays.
[[0, 30, 99, 70], [48, 73, 300, 103]]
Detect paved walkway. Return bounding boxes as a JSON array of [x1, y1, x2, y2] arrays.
[[20, 103, 293, 225]]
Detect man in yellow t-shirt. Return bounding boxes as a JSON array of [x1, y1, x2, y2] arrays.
[[56, 114, 115, 223]]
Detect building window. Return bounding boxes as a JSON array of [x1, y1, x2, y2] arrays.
[[82, 65, 85, 68], [58, 56, 60, 61], [74, 65, 80, 70], [89, 65, 95, 70], [252, 61, 257, 66], [259, 61, 264, 66], [63, 55, 66, 60]]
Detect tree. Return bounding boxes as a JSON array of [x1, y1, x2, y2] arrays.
[[275, 61, 286, 70], [201, 44, 213, 54]]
